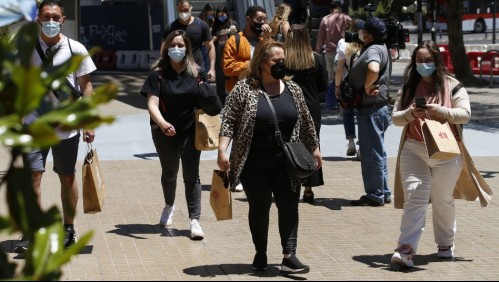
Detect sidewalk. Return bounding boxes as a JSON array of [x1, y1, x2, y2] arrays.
[[1, 65, 499, 280]]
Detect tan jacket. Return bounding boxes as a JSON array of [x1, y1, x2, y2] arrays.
[[392, 76, 493, 209]]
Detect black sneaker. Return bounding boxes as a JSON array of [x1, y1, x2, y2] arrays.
[[252, 251, 267, 271], [302, 191, 314, 204], [14, 237, 30, 253], [64, 227, 77, 249], [281, 254, 310, 274], [350, 195, 384, 207], [384, 196, 392, 204]]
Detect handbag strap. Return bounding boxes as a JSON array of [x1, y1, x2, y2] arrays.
[[261, 91, 285, 147]]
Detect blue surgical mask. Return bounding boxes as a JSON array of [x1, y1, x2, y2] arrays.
[[207, 14, 214, 21], [218, 15, 227, 22], [168, 47, 186, 63], [416, 63, 436, 77], [41, 21, 61, 38]]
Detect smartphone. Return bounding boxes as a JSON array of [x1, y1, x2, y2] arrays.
[[415, 97, 427, 109]]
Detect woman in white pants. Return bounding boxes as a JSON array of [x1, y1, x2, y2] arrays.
[[390, 40, 471, 268]]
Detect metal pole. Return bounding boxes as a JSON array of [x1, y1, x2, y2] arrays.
[[431, 0, 437, 42], [417, 0, 423, 44], [493, 1, 497, 44]]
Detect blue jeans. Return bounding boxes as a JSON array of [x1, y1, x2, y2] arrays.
[[342, 108, 356, 140], [357, 104, 391, 203], [326, 81, 338, 109]]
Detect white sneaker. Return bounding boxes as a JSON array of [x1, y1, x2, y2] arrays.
[[437, 245, 454, 258], [159, 205, 175, 227], [190, 219, 205, 240], [233, 183, 243, 192], [346, 141, 357, 156], [391, 248, 414, 268]]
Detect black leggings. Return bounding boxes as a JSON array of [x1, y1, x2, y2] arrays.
[[239, 158, 301, 255]]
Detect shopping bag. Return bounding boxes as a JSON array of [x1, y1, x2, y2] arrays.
[[210, 170, 232, 220], [82, 145, 106, 214], [195, 109, 221, 151], [421, 119, 461, 160]]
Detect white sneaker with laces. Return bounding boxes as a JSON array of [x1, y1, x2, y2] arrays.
[[233, 183, 243, 192], [159, 205, 175, 227], [190, 219, 205, 240], [391, 249, 414, 268], [437, 245, 454, 258]]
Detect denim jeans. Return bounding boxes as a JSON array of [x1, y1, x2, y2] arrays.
[[326, 80, 338, 109], [342, 108, 357, 140], [357, 105, 391, 203], [151, 127, 202, 220]]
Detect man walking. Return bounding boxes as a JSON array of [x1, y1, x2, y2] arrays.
[[15, 0, 97, 253], [163, 0, 216, 82]]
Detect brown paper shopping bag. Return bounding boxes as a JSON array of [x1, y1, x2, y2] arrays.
[[82, 145, 106, 214], [210, 170, 232, 220], [421, 119, 461, 160], [195, 109, 221, 151]]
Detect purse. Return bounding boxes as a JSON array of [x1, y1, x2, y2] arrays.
[[82, 144, 106, 214], [421, 119, 461, 160], [195, 109, 221, 151], [261, 92, 317, 179], [210, 170, 232, 220]]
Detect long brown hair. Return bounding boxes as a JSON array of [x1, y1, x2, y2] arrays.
[[153, 30, 198, 77], [284, 24, 315, 70], [243, 40, 291, 88], [401, 40, 448, 109]]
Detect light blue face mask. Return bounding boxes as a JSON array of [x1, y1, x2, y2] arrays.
[[41, 21, 61, 38], [218, 15, 227, 22], [416, 62, 436, 77], [168, 47, 186, 63]]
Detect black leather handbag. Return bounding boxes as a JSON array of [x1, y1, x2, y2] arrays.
[[262, 92, 317, 179]]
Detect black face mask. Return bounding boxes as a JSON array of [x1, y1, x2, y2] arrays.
[[270, 61, 286, 80], [252, 22, 263, 35]]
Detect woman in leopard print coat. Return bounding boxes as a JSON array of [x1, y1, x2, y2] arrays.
[[217, 40, 321, 274]]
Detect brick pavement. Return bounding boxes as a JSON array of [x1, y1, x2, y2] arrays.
[[1, 68, 499, 280]]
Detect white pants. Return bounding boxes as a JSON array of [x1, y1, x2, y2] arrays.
[[397, 139, 463, 254]]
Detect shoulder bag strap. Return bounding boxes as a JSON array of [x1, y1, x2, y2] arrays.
[[261, 91, 285, 146]]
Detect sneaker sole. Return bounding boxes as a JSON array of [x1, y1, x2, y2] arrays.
[[190, 235, 204, 241], [280, 265, 310, 274], [391, 256, 414, 268]]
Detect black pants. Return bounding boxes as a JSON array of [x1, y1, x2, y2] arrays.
[[151, 127, 202, 220], [240, 156, 301, 254]]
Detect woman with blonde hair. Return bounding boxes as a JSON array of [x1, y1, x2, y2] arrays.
[[218, 39, 321, 274], [140, 30, 206, 241], [335, 19, 364, 159], [285, 24, 328, 204], [269, 3, 292, 42]]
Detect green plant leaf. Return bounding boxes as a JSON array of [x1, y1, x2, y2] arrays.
[[15, 23, 40, 68]]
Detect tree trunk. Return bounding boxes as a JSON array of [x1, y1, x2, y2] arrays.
[[445, 0, 479, 85]]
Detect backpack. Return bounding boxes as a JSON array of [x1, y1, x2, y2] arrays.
[[339, 55, 361, 109]]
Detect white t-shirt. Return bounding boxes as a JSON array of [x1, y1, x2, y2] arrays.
[[26, 35, 97, 139]]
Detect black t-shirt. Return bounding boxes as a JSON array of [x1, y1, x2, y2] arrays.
[[140, 67, 199, 136], [163, 18, 212, 71], [247, 87, 298, 163]]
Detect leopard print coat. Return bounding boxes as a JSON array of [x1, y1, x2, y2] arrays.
[[220, 78, 319, 186]]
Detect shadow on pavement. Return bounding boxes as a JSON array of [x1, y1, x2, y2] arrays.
[[133, 153, 159, 160], [352, 253, 474, 273], [323, 156, 360, 162], [481, 170, 499, 179], [107, 223, 190, 239], [311, 198, 353, 210], [183, 264, 308, 280]]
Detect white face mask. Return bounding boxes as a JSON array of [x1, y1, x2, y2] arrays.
[[179, 12, 191, 22], [41, 21, 61, 38]]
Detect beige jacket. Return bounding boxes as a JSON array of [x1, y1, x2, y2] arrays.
[[391, 76, 493, 209]]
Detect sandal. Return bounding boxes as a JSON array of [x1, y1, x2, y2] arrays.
[[302, 191, 314, 204]]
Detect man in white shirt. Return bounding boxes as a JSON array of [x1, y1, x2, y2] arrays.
[[15, 0, 97, 253]]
